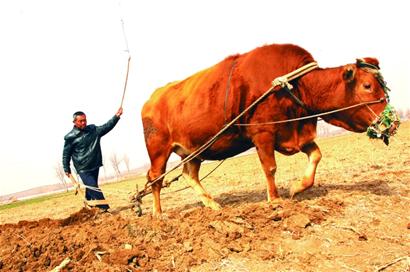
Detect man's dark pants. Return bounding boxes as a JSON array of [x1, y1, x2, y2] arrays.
[[79, 168, 110, 210]]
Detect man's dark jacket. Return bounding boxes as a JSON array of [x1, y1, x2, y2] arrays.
[[62, 115, 120, 174]]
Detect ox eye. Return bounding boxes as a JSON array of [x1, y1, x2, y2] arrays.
[[363, 82, 371, 90]]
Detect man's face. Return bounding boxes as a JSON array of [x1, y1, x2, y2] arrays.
[[73, 114, 87, 130]]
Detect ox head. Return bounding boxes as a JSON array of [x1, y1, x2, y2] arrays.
[[324, 58, 400, 145]]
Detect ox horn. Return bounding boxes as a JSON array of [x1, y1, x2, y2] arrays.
[[343, 65, 356, 83], [356, 58, 380, 69]]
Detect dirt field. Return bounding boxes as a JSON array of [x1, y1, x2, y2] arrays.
[[0, 122, 409, 271]]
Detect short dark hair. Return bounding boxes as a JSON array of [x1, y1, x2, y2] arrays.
[[73, 111, 86, 121]]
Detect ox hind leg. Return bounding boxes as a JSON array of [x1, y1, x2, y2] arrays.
[[182, 159, 221, 210], [253, 132, 280, 203], [143, 119, 173, 217], [147, 152, 171, 217], [290, 141, 322, 198]]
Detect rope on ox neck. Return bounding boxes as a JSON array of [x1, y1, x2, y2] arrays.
[[272, 62, 319, 110], [134, 62, 320, 194], [272, 62, 319, 89]]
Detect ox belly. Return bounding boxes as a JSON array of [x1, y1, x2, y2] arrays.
[[274, 123, 317, 155], [172, 133, 254, 161]]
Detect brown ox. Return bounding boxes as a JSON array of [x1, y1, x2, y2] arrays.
[[142, 43, 395, 216]]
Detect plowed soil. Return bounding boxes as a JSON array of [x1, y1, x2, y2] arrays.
[[1, 122, 409, 271]]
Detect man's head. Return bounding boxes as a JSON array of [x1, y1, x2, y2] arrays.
[[73, 111, 87, 130]]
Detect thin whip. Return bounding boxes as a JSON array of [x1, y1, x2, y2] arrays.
[[120, 18, 130, 55], [120, 56, 131, 108], [118, 0, 131, 108]]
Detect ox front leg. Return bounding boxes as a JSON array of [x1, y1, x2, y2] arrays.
[[290, 141, 322, 198], [183, 159, 221, 211], [254, 133, 280, 203]]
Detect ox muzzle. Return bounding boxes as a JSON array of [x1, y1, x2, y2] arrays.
[[357, 59, 400, 145], [367, 104, 400, 145]]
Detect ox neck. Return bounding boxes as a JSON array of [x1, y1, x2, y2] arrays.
[[282, 86, 312, 113], [297, 67, 344, 113]]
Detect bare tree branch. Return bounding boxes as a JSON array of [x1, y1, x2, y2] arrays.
[[54, 162, 68, 191], [405, 108, 410, 120], [109, 153, 122, 180], [123, 154, 130, 173]]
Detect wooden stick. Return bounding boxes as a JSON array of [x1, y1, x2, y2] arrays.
[[120, 56, 131, 108], [340, 263, 360, 272], [375, 256, 409, 271], [94, 251, 107, 262], [50, 257, 71, 272]]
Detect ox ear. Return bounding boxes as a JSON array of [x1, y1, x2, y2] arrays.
[[343, 65, 356, 83], [357, 57, 380, 69]]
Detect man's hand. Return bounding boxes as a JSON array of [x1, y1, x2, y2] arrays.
[[67, 173, 81, 195], [74, 183, 80, 195], [116, 107, 123, 117]]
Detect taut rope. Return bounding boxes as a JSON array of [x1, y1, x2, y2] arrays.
[[234, 98, 385, 126]]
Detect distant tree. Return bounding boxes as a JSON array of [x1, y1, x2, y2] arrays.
[[405, 109, 410, 120], [397, 108, 405, 119], [317, 123, 330, 137], [102, 157, 108, 180], [109, 153, 122, 179], [123, 154, 130, 173], [54, 162, 68, 191]]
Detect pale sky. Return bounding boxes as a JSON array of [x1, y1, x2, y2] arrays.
[[0, 0, 409, 196]]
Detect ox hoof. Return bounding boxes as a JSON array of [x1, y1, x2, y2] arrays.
[[289, 181, 313, 199], [268, 198, 283, 209], [200, 194, 221, 210], [204, 200, 221, 211], [153, 212, 169, 220]]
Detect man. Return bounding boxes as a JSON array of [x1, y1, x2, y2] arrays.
[[62, 107, 123, 211]]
